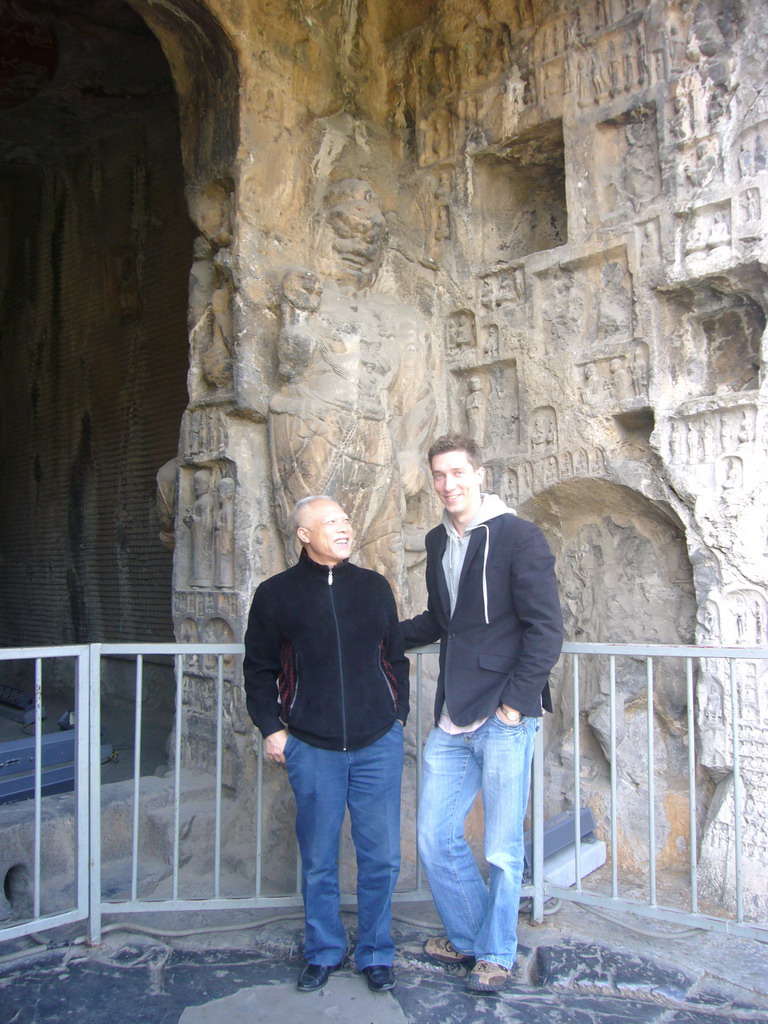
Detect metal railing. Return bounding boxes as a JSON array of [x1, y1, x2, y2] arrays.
[[540, 642, 768, 942], [0, 646, 91, 943], [0, 641, 765, 945]]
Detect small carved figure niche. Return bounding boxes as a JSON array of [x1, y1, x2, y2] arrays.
[[180, 463, 237, 590], [660, 278, 765, 399], [595, 105, 660, 223], [735, 122, 768, 180], [530, 406, 557, 454], [446, 309, 477, 355], [472, 120, 566, 263], [701, 297, 764, 394], [487, 361, 521, 448], [463, 372, 489, 445]]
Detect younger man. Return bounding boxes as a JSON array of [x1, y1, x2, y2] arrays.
[[401, 435, 563, 994]]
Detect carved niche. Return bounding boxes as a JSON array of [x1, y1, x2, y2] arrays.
[[595, 105, 661, 223], [446, 309, 477, 355], [471, 120, 567, 263], [534, 266, 585, 357], [659, 281, 764, 402], [179, 464, 237, 592]]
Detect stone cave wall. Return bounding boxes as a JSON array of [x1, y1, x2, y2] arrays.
[[1, 0, 757, 913], [138, 0, 766, 911], [0, 0, 762, 917]]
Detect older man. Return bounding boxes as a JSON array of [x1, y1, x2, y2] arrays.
[[244, 496, 409, 993], [401, 434, 563, 994]]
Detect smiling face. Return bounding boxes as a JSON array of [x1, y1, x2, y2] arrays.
[[430, 449, 485, 533], [296, 499, 354, 566]]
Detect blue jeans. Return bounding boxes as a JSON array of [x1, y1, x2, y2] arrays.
[[285, 722, 403, 969], [417, 713, 538, 970]]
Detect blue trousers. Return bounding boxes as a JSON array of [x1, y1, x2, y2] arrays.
[[417, 714, 538, 970], [285, 722, 403, 969]]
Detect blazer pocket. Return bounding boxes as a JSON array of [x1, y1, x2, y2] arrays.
[[478, 652, 515, 674]]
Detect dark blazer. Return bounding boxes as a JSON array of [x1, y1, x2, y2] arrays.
[[401, 511, 563, 726]]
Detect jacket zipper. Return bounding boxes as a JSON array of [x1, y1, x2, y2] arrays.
[[328, 567, 348, 749]]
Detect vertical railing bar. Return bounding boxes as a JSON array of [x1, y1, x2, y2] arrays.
[[33, 659, 43, 919], [213, 655, 224, 899], [647, 657, 656, 907], [88, 643, 103, 944], [531, 716, 545, 922], [415, 650, 424, 893], [609, 655, 618, 898], [730, 658, 743, 922], [74, 650, 91, 922], [130, 655, 144, 902], [172, 653, 183, 900], [255, 732, 264, 897], [573, 654, 581, 891], [686, 657, 698, 914]]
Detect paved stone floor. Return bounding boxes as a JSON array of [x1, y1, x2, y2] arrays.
[[1, 902, 767, 1024]]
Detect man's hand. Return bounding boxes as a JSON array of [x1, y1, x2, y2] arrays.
[[264, 728, 289, 763], [497, 704, 522, 725]]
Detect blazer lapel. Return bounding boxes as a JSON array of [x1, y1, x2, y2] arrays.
[[457, 529, 485, 594], [431, 531, 452, 623], [433, 527, 485, 623]]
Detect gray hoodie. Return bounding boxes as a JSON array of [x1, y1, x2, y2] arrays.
[[441, 492, 515, 621]]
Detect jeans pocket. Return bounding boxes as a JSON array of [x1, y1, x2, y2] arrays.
[[493, 708, 524, 728]]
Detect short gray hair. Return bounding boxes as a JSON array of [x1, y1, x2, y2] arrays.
[[291, 495, 336, 533]]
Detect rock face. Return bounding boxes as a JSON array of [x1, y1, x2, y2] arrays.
[[1, 0, 766, 918], [171, 0, 768, 917]]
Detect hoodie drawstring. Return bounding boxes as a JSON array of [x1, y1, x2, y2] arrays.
[[480, 524, 490, 624]]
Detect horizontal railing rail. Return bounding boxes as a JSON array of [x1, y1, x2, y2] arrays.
[[0, 641, 765, 945]]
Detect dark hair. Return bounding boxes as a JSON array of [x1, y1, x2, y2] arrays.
[[427, 433, 484, 470]]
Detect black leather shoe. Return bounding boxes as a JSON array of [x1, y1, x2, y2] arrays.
[[362, 965, 396, 991], [297, 961, 340, 992]]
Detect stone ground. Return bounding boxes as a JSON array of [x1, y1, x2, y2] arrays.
[[1, 899, 767, 1024]]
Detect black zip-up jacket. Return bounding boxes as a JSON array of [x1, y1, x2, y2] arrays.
[[243, 550, 410, 750]]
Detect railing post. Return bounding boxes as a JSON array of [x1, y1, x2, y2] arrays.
[[531, 721, 545, 923], [87, 643, 103, 945], [686, 658, 698, 914], [415, 649, 424, 892], [131, 656, 144, 902], [572, 654, 581, 890], [172, 654, 184, 900], [646, 657, 656, 907], [32, 659, 43, 920], [609, 655, 618, 897], [729, 659, 744, 922]]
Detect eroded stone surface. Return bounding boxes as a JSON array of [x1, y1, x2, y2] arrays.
[[1, 0, 767, 919], [153, 0, 768, 916]]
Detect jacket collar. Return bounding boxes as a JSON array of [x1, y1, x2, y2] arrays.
[[298, 548, 351, 575]]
